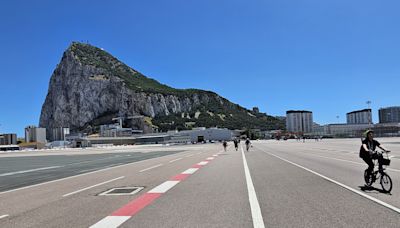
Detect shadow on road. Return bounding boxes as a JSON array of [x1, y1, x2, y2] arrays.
[[358, 185, 391, 195]]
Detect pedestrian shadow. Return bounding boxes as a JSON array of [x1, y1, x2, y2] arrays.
[[358, 185, 391, 195]]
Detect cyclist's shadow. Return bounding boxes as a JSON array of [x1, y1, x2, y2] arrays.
[[358, 185, 392, 195]]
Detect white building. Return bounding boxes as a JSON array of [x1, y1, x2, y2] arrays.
[[324, 123, 371, 137], [0, 133, 17, 145], [176, 127, 233, 143], [50, 127, 70, 141], [379, 106, 400, 123], [100, 124, 132, 137], [346, 109, 372, 124], [25, 126, 47, 143], [286, 110, 313, 133]]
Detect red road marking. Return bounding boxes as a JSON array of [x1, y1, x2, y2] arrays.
[[111, 193, 161, 216], [91, 155, 219, 227], [170, 174, 190, 181]]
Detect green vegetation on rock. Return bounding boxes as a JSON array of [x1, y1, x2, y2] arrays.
[[68, 42, 285, 131]]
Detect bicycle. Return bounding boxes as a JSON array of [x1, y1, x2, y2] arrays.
[[364, 150, 392, 193]]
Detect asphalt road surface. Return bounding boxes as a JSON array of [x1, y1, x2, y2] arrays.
[[1, 139, 400, 227]]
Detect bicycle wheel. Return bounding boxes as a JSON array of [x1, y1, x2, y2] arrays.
[[364, 170, 373, 187], [380, 173, 392, 193]]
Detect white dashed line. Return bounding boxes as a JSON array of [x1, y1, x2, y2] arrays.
[[197, 161, 209, 166], [139, 164, 163, 173], [182, 168, 199, 174], [169, 158, 183, 163], [148, 181, 180, 193], [0, 214, 9, 219], [63, 176, 125, 197], [0, 166, 62, 177], [0, 153, 184, 195], [90, 216, 130, 228]]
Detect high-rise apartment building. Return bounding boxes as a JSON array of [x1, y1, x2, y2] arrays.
[[346, 109, 372, 124], [379, 106, 400, 123], [286, 110, 313, 133]]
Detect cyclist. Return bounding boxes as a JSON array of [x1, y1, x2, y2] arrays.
[[245, 138, 251, 151], [359, 130, 389, 177], [233, 138, 239, 151], [222, 141, 228, 152]]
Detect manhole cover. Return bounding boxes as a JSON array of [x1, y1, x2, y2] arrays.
[[99, 187, 144, 196]]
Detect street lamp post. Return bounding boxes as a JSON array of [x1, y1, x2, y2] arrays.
[[366, 101, 372, 129]]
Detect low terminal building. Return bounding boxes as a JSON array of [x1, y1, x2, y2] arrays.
[[0, 145, 19, 151], [177, 127, 233, 143], [324, 123, 372, 137], [0, 133, 17, 145], [312, 122, 400, 138], [65, 128, 233, 147]]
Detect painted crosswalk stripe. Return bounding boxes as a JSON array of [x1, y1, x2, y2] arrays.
[[197, 161, 209, 166], [90, 216, 130, 228], [148, 181, 180, 194], [90, 154, 220, 228], [182, 168, 199, 174]]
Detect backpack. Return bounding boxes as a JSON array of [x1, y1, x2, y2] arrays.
[[359, 145, 368, 158]]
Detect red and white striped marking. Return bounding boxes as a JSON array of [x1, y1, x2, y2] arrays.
[[90, 155, 219, 228]]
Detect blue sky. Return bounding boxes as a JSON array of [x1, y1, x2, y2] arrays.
[[1, 0, 400, 136]]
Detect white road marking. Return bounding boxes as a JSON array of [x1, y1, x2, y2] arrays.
[[169, 158, 183, 163], [265, 151, 400, 214], [89, 216, 130, 228], [197, 161, 209, 166], [241, 146, 265, 228], [185, 154, 194, 158], [296, 151, 400, 173], [206, 157, 215, 160], [0, 166, 62, 177], [63, 176, 125, 197], [0, 152, 183, 195], [182, 168, 199, 174], [0, 214, 9, 219], [139, 164, 163, 173], [148, 181, 180, 193]]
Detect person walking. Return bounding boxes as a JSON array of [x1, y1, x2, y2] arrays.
[[233, 138, 239, 151], [245, 138, 251, 151], [222, 141, 228, 152]]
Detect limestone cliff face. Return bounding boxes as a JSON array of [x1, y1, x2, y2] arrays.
[[40, 42, 285, 133], [39, 43, 228, 133]]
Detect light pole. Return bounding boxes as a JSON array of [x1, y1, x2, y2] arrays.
[[366, 100, 372, 128]]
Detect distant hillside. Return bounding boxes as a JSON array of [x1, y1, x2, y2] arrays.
[[40, 42, 285, 133]]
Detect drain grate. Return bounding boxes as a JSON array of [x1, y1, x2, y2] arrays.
[[99, 187, 144, 196]]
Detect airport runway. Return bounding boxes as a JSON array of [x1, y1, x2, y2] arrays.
[[0, 139, 400, 227]]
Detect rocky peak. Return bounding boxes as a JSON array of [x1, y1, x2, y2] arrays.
[[39, 42, 285, 135]]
